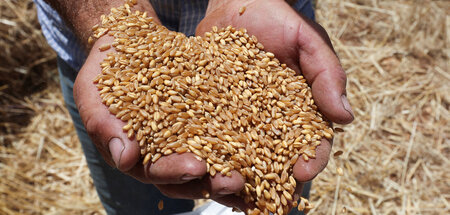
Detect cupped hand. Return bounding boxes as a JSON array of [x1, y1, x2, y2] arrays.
[[73, 35, 244, 202], [196, 0, 354, 211]]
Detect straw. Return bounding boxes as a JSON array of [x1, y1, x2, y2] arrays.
[[311, 1, 449, 214]]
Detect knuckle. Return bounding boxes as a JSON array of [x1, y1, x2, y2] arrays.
[[336, 68, 347, 84], [301, 169, 320, 182]]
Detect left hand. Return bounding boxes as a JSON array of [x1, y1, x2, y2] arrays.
[[196, 0, 354, 211]]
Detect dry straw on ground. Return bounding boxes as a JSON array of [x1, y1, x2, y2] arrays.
[[311, 1, 449, 214], [0, 0, 56, 134], [0, 0, 103, 214], [0, 0, 448, 214]]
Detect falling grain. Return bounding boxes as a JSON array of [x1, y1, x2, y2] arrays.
[[157, 200, 164, 210]]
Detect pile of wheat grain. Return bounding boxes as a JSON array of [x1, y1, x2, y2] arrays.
[[92, 2, 333, 214]]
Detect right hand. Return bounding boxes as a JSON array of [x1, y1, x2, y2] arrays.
[[73, 35, 245, 203]]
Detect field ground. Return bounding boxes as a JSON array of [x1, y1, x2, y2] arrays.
[[0, 0, 448, 214]]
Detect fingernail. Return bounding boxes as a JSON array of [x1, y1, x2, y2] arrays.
[[341, 95, 354, 120], [181, 174, 201, 181], [109, 138, 124, 168], [218, 188, 235, 195]]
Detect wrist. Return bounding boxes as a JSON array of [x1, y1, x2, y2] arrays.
[[44, 0, 159, 51]]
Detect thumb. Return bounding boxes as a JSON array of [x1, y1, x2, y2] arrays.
[[74, 36, 140, 171], [297, 17, 354, 124]]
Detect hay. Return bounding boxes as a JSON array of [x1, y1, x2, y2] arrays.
[[0, 0, 56, 133], [310, 0, 449, 214], [0, 85, 104, 214], [0, 0, 448, 214], [0, 0, 104, 214]]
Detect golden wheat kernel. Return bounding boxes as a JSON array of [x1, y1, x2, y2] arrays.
[[333, 150, 343, 157], [157, 200, 164, 210], [255, 185, 262, 198], [163, 148, 173, 155], [98, 43, 111, 51], [142, 153, 152, 165], [266, 203, 276, 213], [220, 166, 231, 175], [323, 131, 332, 139], [334, 127, 345, 132], [201, 189, 210, 198], [126, 128, 134, 138], [238, 6, 246, 15]]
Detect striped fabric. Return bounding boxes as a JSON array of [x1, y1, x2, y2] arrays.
[[35, 0, 86, 71], [34, 0, 313, 72]]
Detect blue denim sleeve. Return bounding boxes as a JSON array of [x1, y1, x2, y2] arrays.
[[34, 0, 86, 71]]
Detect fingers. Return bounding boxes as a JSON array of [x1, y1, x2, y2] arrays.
[[74, 36, 142, 172], [126, 153, 207, 184], [208, 171, 245, 197], [155, 170, 245, 203], [150, 153, 207, 184], [296, 18, 354, 124], [293, 138, 332, 182]]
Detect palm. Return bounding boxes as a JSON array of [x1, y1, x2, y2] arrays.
[[196, 0, 332, 181], [196, 0, 302, 73]]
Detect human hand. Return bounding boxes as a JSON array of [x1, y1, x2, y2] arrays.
[[196, 0, 354, 211], [46, 0, 244, 209], [73, 35, 245, 204]]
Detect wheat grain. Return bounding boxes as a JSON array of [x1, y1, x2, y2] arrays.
[[92, 1, 335, 214]]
